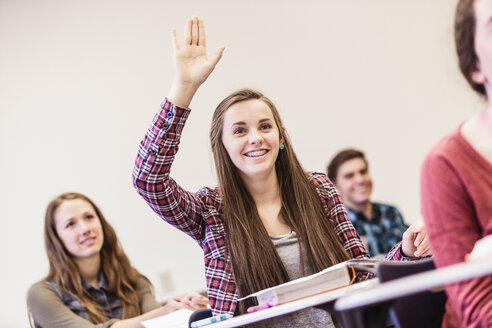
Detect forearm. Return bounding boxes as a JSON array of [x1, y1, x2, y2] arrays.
[[132, 99, 190, 185], [132, 99, 207, 240]]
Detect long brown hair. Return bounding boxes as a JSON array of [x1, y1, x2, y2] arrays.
[[210, 89, 350, 313], [455, 0, 486, 97], [43, 192, 146, 323]]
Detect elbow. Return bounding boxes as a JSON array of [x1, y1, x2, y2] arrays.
[[132, 166, 152, 199]]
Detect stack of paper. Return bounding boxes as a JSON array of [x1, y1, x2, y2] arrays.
[[141, 308, 194, 328]]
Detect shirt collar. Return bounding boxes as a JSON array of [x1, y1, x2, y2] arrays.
[[347, 202, 381, 223], [81, 270, 108, 291]]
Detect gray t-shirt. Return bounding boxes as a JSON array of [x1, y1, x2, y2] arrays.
[[252, 231, 336, 328]]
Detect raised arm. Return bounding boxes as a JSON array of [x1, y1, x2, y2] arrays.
[[132, 17, 225, 242], [168, 16, 225, 108]]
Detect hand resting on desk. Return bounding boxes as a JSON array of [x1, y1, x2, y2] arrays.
[[168, 292, 210, 311]]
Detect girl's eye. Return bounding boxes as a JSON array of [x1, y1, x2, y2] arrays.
[[233, 127, 246, 134], [260, 123, 272, 130], [66, 221, 75, 229], [86, 214, 94, 220]]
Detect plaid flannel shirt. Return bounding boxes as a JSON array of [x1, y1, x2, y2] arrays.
[[132, 99, 405, 316]]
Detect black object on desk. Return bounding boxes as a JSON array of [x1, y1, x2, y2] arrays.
[[338, 258, 447, 328], [378, 259, 446, 328], [188, 309, 213, 328]]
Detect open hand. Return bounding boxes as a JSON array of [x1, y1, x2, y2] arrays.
[[168, 16, 225, 107]]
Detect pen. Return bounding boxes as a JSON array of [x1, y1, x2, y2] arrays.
[[246, 303, 272, 313], [190, 314, 231, 327]]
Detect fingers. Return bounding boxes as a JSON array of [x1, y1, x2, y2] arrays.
[[176, 296, 193, 310], [170, 293, 210, 311], [181, 16, 205, 47], [171, 28, 180, 52], [408, 223, 422, 234], [184, 17, 192, 45], [410, 224, 427, 250], [413, 230, 425, 248], [402, 223, 434, 257], [402, 225, 415, 245], [165, 298, 185, 312], [403, 224, 421, 244], [198, 18, 206, 47], [184, 292, 210, 310], [415, 234, 432, 257], [402, 224, 421, 257], [421, 246, 432, 256], [410, 225, 433, 257], [209, 46, 226, 68], [191, 16, 199, 45], [192, 296, 210, 309], [415, 247, 432, 257]]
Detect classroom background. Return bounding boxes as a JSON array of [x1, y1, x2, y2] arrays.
[[0, 0, 481, 327]]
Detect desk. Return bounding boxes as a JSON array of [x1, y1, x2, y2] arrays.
[[334, 258, 492, 312], [205, 279, 378, 328]]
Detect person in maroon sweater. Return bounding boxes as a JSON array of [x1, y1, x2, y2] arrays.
[[420, 0, 492, 327]]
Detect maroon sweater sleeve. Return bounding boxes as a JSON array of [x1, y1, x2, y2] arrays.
[[420, 131, 492, 328]]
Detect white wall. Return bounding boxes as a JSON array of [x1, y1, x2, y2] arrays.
[[0, 0, 484, 327]]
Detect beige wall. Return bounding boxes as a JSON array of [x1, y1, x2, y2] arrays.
[[0, 0, 483, 326]]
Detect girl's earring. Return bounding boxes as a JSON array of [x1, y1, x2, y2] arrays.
[[279, 142, 285, 150]]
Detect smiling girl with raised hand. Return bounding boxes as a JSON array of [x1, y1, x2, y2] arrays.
[[27, 192, 209, 328], [132, 17, 410, 326]]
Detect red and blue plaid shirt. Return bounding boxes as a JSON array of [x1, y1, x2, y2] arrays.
[[132, 99, 405, 316]]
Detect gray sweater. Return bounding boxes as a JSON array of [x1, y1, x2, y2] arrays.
[[27, 274, 160, 328]]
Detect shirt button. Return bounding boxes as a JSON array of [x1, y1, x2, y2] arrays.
[[149, 149, 157, 155], [163, 123, 169, 130], [166, 112, 174, 119]]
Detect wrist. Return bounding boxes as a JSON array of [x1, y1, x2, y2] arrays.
[[168, 80, 199, 108]]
